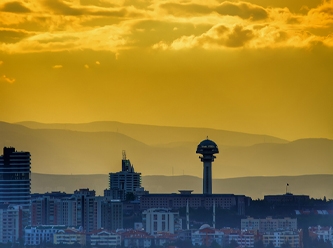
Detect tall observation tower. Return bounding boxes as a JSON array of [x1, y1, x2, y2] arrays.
[[196, 138, 219, 194]]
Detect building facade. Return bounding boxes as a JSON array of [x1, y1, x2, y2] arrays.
[[109, 151, 141, 201], [0, 205, 23, 244], [241, 217, 297, 232], [24, 225, 67, 246], [142, 208, 182, 235], [140, 191, 250, 215], [0, 147, 31, 208], [262, 230, 300, 248], [191, 224, 224, 247]]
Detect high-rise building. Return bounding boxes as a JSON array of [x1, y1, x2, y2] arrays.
[[0, 147, 31, 208], [100, 199, 123, 230], [109, 151, 141, 200]]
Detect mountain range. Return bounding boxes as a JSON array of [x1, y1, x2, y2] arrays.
[[0, 121, 332, 178], [31, 173, 333, 200]]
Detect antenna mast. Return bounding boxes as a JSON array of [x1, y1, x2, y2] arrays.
[[122, 150, 126, 160]]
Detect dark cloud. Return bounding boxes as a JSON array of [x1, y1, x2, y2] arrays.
[[43, 0, 128, 17], [225, 25, 254, 47], [160, 3, 211, 16], [43, 0, 83, 15], [0, 1, 31, 13], [90, 8, 127, 17], [215, 2, 268, 20], [0, 29, 30, 43], [80, 0, 116, 8]]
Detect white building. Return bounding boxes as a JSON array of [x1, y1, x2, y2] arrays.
[[53, 228, 86, 245], [24, 225, 67, 246], [241, 216, 297, 232], [0, 205, 23, 244], [89, 229, 121, 247], [309, 226, 333, 245], [262, 230, 300, 248], [191, 224, 224, 247], [142, 208, 182, 235]]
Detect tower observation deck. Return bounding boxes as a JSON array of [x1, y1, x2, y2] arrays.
[[196, 138, 219, 194]]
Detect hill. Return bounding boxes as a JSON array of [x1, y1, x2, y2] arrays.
[[16, 121, 288, 146], [1, 122, 332, 177], [31, 173, 333, 200]]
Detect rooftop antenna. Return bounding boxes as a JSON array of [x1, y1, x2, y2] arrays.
[[286, 183, 289, 194], [122, 150, 126, 160]]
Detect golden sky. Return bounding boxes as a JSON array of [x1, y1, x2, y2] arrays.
[[0, 0, 332, 140]]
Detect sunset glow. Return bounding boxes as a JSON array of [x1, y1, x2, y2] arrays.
[[0, 0, 332, 140]]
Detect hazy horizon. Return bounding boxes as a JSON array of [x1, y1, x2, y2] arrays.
[[1, 0, 333, 142]]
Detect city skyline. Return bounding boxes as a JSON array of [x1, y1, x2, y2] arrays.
[[0, 0, 333, 141]]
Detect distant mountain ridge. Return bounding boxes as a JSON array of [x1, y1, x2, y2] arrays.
[[16, 121, 288, 146], [31, 173, 333, 200], [1, 121, 332, 178]]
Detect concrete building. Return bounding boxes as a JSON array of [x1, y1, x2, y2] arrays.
[[221, 228, 255, 248], [241, 216, 297, 233], [100, 199, 123, 230], [262, 230, 300, 248], [53, 228, 86, 245], [88, 229, 121, 247], [196, 139, 219, 195], [140, 191, 250, 215], [191, 224, 224, 247], [264, 193, 309, 203], [142, 208, 182, 235], [309, 226, 333, 245], [0, 204, 23, 244], [31, 197, 60, 226], [0, 147, 31, 208], [24, 225, 67, 246], [121, 230, 153, 248], [109, 151, 141, 201]]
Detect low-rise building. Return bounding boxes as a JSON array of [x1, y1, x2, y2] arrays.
[[142, 208, 182, 235], [24, 225, 67, 246], [309, 226, 333, 245], [89, 229, 121, 247], [262, 230, 300, 248], [241, 216, 297, 233], [191, 224, 224, 247], [221, 228, 257, 248], [53, 228, 86, 245], [121, 230, 153, 248]]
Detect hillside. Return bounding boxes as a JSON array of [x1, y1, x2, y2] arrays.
[[16, 121, 288, 146], [31, 173, 333, 200], [1, 122, 332, 177]]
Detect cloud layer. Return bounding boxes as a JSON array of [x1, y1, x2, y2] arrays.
[[0, 0, 332, 53]]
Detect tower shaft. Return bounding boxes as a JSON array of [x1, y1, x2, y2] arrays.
[[196, 138, 219, 195]]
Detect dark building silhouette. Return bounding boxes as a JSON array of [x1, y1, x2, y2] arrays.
[[196, 138, 219, 194], [109, 151, 141, 200], [0, 147, 31, 208]]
